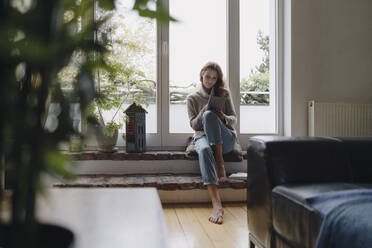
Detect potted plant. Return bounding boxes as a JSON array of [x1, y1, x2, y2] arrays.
[[87, 96, 124, 153], [0, 0, 173, 247], [0, 0, 116, 246], [87, 75, 155, 152], [87, 54, 156, 152]]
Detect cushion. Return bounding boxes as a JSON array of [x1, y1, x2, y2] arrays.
[[272, 183, 363, 248], [185, 136, 243, 162]]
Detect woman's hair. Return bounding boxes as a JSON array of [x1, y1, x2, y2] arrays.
[[199, 62, 225, 96]]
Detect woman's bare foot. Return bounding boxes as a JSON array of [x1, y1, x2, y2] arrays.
[[209, 205, 224, 224], [217, 163, 228, 183]]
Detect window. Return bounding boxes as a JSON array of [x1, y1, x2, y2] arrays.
[[239, 0, 277, 134], [169, 0, 226, 134], [91, 0, 281, 149], [95, 0, 158, 146]]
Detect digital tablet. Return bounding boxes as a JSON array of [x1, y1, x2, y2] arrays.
[[207, 95, 225, 111]]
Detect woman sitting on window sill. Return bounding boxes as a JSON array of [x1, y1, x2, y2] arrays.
[[186, 62, 237, 224]]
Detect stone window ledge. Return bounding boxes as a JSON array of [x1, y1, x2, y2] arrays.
[[64, 150, 248, 161], [53, 173, 247, 190]]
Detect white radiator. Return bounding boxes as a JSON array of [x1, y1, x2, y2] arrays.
[[308, 101, 372, 137]]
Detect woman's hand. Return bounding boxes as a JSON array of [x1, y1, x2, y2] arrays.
[[201, 105, 208, 113], [213, 109, 225, 121]]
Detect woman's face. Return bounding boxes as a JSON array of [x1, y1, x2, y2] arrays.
[[202, 69, 218, 89]]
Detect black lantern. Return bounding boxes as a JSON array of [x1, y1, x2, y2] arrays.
[[124, 103, 147, 152]]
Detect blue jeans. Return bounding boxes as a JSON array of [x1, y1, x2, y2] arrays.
[[194, 110, 236, 185]]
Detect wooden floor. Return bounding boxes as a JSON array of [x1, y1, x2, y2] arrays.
[[163, 203, 248, 248]]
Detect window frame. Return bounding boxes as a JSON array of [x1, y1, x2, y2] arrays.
[[237, 0, 284, 148], [92, 0, 283, 150]]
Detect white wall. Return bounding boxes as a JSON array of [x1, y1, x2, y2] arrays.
[[288, 0, 372, 136]]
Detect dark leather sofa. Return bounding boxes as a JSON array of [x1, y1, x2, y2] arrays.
[[246, 136, 372, 248]]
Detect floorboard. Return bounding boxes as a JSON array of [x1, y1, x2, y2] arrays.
[[163, 207, 189, 248], [163, 203, 248, 248]]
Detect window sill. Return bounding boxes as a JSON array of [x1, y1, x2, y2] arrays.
[[64, 150, 248, 161], [53, 173, 247, 190]]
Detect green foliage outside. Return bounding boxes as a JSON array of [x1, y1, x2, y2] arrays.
[[96, 2, 157, 108], [58, 12, 270, 109], [240, 30, 270, 105], [61, 2, 159, 135], [240, 71, 269, 105]]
